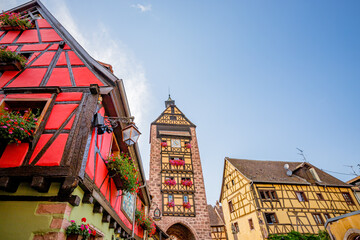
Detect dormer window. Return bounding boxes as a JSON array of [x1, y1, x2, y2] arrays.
[[309, 168, 321, 182]]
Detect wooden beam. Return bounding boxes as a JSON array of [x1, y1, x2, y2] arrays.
[[109, 219, 117, 229], [102, 212, 111, 223], [68, 195, 81, 206], [93, 202, 103, 214], [31, 176, 51, 193], [0, 177, 19, 193], [82, 192, 94, 204], [59, 176, 79, 197]]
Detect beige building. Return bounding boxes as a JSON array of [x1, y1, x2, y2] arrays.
[[219, 158, 360, 240], [347, 176, 360, 205], [208, 203, 228, 240]]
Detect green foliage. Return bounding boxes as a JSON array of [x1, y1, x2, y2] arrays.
[[135, 209, 155, 234], [0, 11, 32, 30], [0, 47, 27, 67], [105, 152, 140, 194], [0, 108, 39, 143], [269, 230, 330, 240]]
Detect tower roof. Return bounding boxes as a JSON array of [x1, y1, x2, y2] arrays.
[[152, 96, 195, 127]]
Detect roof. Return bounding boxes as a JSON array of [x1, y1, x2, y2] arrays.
[[347, 175, 360, 185], [325, 210, 360, 228], [227, 158, 351, 187], [207, 205, 225, 226]]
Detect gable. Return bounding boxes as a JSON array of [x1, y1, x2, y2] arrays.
[[153, 105, 195, 127], [0, 1, 117, 89]]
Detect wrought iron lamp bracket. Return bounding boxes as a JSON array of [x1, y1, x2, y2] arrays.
[[105, 116, 135, 129]]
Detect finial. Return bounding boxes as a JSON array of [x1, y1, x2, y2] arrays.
[[165, 94, 175, 108]]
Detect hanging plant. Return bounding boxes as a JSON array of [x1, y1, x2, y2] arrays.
[[169, 159, 185, 166], [181, 179, 193, 187], [0, 11, 32, 30], [148, 222, 156, 237], [105, 152, 139, 194], [185, 143, 191, 149], [0, 107, 38, 144], [0, 46, 27, 71], [135, 209, 155, 232], [160, 141, 167, 147], [183, 202, 191, 209], [167, 201, 175, 208], [164, 179, 176, 186], [65, 218, 96, 240]]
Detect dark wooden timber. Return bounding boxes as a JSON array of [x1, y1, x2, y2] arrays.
[[90, 84, 99, 94], [93, 203, 103, 214], [3, 87, 61, 94], [59, 176, 79, 197], [0, 177, 19, 193], [102, 212, 111, 223], [0, 166, 70, 177], [68, 195, 81, 206], [31, 176, 50, 193], [82, 192, 94, 204], [109, 219, 117, 229]]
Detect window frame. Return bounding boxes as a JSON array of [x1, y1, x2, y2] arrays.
[[295, 191, 308, 202], [228, 200, 234, 213], [0, 97, 52, 134], [264, 212, 278, 224], [312, 213, 325, 225], [342, 192, 355, 205], [259, 189, 279, 201], [248, 218, 254, 230], [316, 193, 325, 201]]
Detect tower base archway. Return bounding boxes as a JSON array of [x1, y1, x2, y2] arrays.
[[167, 223, 196, 240]]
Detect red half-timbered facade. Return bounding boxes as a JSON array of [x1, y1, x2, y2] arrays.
[[0, 1, 167, 240]]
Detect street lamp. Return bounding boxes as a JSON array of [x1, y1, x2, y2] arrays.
[[121, 123, 141, 146]]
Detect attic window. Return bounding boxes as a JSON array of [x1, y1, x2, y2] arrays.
[[295, 191, 307, 202], [309, 168, 321, 182], [170, 116, 177, 121]]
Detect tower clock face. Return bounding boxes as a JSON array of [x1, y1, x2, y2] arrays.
[[171, 139, 181, 148]]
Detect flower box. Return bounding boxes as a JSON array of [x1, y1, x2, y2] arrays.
[[105, 153, 139, 194], [185, 143, 191, 149], [0, 25, 24, 31], [181, 179, 193, 187], [169, 159, 185, 166], [161, 141, 167, 147], [183, 202, 191, 209], [0, 59, 23, 71], [167, 201, 175, 208], [164, 179, 176, 186], [66, 235, 83, 240]]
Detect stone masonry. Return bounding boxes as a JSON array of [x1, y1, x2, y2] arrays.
[[149, 110, 211, 240]]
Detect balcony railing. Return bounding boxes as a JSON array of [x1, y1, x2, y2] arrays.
[[163, 204, 195, 217], [161, 182, 195, 193], [161, 145, 191, 153]]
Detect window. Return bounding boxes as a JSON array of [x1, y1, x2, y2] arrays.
[[324, 213, 331, 220], [296, 191, 307, 202], [231, 179, 235, 185], [265, 213, 278, 224], [248, 218, 254, 230], [170, 116, 177, 120], [312, 213, 324, 225], [342, 192, 355, 205], [226, 183, 229, 189], [259, 190, 278, 201], [171, 106, 174, 114], [168, 195, 173, 202], [183, 195, 189, 203], [234, 222, 239, 233], [228, 201, 234, 213], [316, 193, 324, 200]]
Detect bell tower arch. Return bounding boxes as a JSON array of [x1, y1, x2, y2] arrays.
[[148, 96, 211, 240]]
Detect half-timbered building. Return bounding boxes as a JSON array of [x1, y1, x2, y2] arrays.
[[219, 158, 360, 240], [148, 96, 211, 240], [208, 203, 228, 240], [347, 176, 360, 205], [0, 1, 167, 239]]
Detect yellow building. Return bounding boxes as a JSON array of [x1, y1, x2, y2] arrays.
[[347, 176, 360, 205], [219, 158, 360, 240], [325, 210, 360, 240]]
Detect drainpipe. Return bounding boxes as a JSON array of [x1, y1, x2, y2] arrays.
[[129, 182, 147, 240]]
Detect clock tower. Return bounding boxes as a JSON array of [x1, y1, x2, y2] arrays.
[[148, 96, 211, 240]]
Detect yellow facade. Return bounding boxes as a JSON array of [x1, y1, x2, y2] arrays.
[[325, 211, 360, 240], [220, 159, 360, 240], [211, 226, 227, 240]]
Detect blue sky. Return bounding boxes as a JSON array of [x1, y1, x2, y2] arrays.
[[3, 0, 360, 205]]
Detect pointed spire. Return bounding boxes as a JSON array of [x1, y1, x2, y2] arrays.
[[165, 94, 175, 108]]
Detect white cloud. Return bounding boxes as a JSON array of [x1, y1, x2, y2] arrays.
[[132, 3, 152, 12], [43, 0, 153, 135]]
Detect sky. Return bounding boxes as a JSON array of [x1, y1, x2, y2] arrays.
[[2, 0, 360, 205]]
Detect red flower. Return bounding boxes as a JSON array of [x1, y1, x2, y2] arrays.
[[81, 217, 86, 222], [92, 230, 96, 236]]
